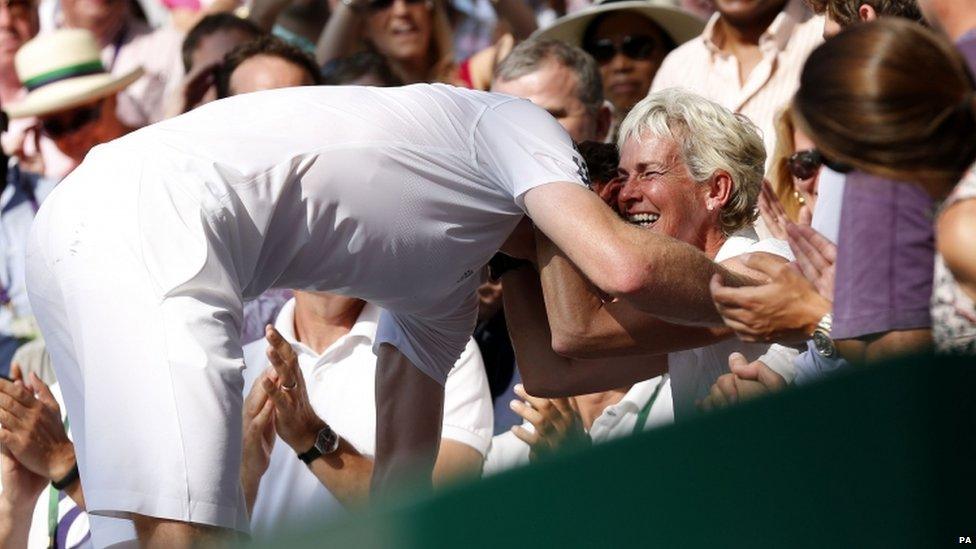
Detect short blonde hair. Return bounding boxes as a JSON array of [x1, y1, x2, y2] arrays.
[[618, 88, 765, 235]]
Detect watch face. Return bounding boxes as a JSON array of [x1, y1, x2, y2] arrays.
[[315, 427, 340, 455], [812, 330, 836, 358]]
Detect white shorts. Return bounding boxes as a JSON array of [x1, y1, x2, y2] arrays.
[[27, 151, 250, 538]]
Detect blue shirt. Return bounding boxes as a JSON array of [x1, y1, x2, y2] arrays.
[[0, 162, 56, 375]]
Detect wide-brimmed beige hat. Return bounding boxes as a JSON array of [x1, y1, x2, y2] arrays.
[[532, 0, 704, 49], [5, 29, 143, 119]]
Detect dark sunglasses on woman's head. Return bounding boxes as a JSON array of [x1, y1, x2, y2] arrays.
[[366, 0, 426, 12], [787, 149, 852, 179], [584, 35, 658, 64], [40, 101, 103, 139]]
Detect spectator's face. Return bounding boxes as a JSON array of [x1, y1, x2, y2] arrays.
[[616, 134, 714, 246], [39, 94, 116, 162], [228, 55, 315, 95], [491, 61, 598, 143], [365, 0, 432, 67], [61, 0, 127, 41], [190, 29, 257, 71], [586, 13, 670, 116], [713, 0, 787, 27], [0, 0, 38, 69]]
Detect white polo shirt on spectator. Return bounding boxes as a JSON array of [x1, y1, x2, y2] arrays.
[[668, 227, 795, 419], [651, 0, 823, 163], [242, 299, 493, 537], [483, 375, 672, 474]]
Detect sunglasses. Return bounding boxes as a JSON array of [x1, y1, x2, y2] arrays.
[[365, 0, 426, 12], [584, 35, 659, 64], [787, 149, 852, 179], [40, 101, 103, 138]]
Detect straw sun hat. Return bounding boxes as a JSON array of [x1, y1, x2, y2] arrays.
[[532, 0, 704, 49], [5, 29, 143, 119]]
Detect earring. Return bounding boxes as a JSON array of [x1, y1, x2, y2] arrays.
[[793, 190, 806, 205]]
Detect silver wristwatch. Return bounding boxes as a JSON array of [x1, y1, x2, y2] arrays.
[[811, 312, 837, 358]]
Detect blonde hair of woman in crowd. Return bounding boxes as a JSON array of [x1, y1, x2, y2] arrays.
[[315, 0, 456, 84], [766, 106, 807, 223]]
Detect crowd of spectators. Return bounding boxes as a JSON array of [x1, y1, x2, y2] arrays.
[[0, 0, 972, 545]]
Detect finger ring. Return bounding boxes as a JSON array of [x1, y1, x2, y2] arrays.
[[280, 380, 298, 392]]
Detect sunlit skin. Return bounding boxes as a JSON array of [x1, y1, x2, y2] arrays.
[[365, 0, 432, 82], [713, 0, 787, 28], [60, 0, 127, 46], [491, 61, 600, 143], [616, 135, 728, 256], [228, 55, 316, 95], [189, 28, 257, 70], [0, 0, 37, 70], [589, 13, 670, 116]]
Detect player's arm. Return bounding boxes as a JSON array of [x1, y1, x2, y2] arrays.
[[533, 229, 732, 359], [501, 264, 668, 397], [524, 182, 755, 327]]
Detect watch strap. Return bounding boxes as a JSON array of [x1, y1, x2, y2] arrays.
[[51, 462, 79, 491], [297, 446, 322, 465]]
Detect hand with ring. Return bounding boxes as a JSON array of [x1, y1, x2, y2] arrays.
[[261, 325, 326, 454]]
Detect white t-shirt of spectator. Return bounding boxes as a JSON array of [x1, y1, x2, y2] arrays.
[[242, 299, 493, 538], [483, 375, 672, 475], [667, 226, 794, 419]]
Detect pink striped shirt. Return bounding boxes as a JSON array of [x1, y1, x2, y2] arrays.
[[651, 0, 823, 162]]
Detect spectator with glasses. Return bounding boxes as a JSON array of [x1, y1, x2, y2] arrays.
[[532, 0, 703, 138], [765, 105, 824, 229], [5, 30, 137, 172]]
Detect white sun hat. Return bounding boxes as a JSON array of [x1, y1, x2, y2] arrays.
[[532, 0, 705, 49], [5, 28, 144, 119]]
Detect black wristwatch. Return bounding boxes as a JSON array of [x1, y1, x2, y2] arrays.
[[297, 424, 340, 464], [487, 253, 533, 282]]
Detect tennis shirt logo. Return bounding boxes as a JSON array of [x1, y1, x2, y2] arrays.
[[572, 142, 590, 185]]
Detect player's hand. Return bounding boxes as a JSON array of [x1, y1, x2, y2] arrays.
[[710, 253, 831, 344], [698, 354, 786, 412], [262, 326, 326, 453], [242, 369, 276, 489], [509, 384, 589, 462], [0, 371, 75, 482]]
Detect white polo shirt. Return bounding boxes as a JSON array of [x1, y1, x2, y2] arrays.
[[483, 375, 673, 475], [668, 227, 795, 419], [242, 299, 493, 537]]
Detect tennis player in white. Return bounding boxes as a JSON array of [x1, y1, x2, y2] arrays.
[[26, 83, 745, 546]]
